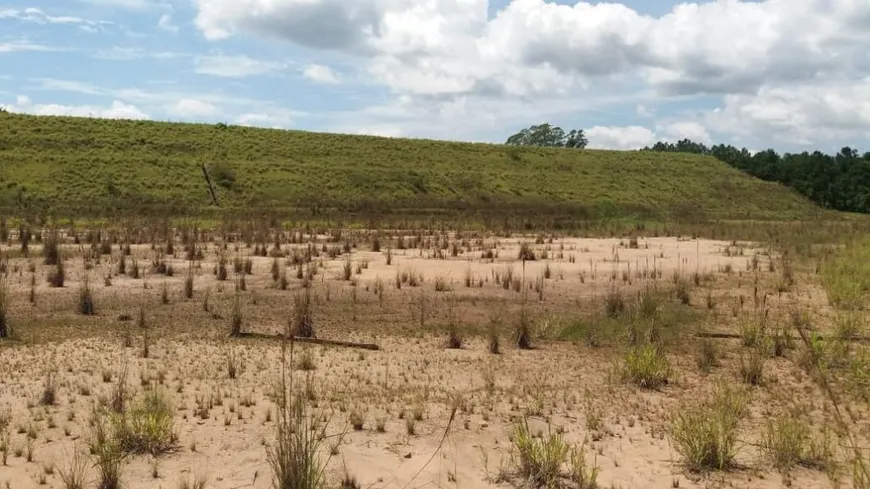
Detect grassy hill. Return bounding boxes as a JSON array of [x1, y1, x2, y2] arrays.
[[0, 113, 826, 221]]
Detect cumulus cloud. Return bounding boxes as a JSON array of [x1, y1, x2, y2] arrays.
[[189, 0, 870, 147], [302, 64, 340, 84], [586, 126, 656, 150], [1, 97, 149, 119], [194, 54, 285, 78]]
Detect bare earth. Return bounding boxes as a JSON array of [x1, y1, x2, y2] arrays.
[[0, 234, 847, 489]]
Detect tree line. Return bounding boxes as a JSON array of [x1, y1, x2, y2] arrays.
[[641, 140, 870, 214], [505, 123, 870, 214]]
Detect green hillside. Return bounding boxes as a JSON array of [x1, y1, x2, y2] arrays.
[[0, 113, 825, 221]]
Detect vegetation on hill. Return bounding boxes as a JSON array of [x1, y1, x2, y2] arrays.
[[644, 140, 870, 214], [0, 113, 825, 221]]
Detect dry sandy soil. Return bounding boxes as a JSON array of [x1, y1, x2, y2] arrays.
[[0, 232, 854, 489]]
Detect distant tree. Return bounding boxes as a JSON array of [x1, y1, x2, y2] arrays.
[[505, 123, 587, 149], [642, 139, 870, 214]]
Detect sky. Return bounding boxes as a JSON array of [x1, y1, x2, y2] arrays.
[[1, 0, 869, 153]]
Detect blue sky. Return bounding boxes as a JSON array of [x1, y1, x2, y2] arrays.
[[1, 0, 869, 152]]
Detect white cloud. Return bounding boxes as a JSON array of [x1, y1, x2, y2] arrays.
[[657, 121, 712, 144], [194, 54, 285, 78], [0, 40, 57, 53], [168, 98, 218, 117], [302, 64, 340, 84], [158, 13, 178, 32], [189, 0, 870, 147], [1, 97, 149, 119], [237, 109, 295, 128], [586, 126, 656, 150]]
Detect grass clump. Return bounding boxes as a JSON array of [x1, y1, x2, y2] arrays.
[[696, 338, 718, 372], [511, 418, 567, 488], [268, 341, 335, 489], [622, 343, 670, 389], [761, 415, 825, 471], [78, 275, 95, 315], [0, 273, 9, 339], [291, 288, 315, 338], [668, 384, 747, 472], [115, 389, 178, 455]]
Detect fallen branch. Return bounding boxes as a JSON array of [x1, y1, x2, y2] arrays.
[[695, 332, 870, 343], [235, 332, 380, 350]]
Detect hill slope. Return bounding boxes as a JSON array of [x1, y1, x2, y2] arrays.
[[0, 113, 824, 220]]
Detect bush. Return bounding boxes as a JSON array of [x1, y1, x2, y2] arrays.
[[209, 162, 237, 190], [668, 384, 747, 472], [622, 343, 670, 389]]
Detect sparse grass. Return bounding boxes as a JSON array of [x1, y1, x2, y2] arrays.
[[114, 389, 178, 455], [668, 384, 747, 472]]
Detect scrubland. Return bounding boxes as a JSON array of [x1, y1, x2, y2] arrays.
[[0, 218, 869, 489]]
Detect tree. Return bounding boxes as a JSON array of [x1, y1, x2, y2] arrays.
[[505, 123, 587, 149], [642, 139, 870, 214]]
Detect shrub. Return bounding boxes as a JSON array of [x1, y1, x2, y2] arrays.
[[209, 162, 236, 190], [622, 344, 670, 389], [668, 384, 747, 472], [518, 242, 536, 261]]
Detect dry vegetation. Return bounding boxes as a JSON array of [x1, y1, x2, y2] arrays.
[[0, 217, 870, 489]]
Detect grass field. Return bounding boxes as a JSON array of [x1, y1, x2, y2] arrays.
[[0, 113, 824, 221]]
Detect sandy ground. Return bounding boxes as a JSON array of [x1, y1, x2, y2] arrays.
[[0, 233, 852, 489]]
